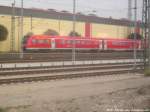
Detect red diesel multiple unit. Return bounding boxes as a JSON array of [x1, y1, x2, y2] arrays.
[[23, 35, 141, 51]]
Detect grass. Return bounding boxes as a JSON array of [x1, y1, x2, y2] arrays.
[[0, 108, 6, 112], [144, 68, 150, 76]]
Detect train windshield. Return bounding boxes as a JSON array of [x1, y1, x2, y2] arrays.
[[22, 37, 29, 44]]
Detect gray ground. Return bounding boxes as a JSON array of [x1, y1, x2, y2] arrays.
[[0, 73, 150, 112]]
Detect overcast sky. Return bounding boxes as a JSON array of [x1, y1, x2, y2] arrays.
[[0, 0, 143, 20]]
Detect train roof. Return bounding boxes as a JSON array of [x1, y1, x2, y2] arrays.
[[30, 35, 99, 40], [30, 35, 139, 41]]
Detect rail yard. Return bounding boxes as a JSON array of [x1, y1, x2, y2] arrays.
[[0, 61, 143, 85], [0, 0, 150, 112], [0, 51, 143, 63]]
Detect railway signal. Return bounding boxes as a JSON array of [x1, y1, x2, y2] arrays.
[[133, 0, 137, 69], [20, 0, 24, 59]]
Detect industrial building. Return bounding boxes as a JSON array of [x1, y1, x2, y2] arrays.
[[0, 6, 139, 52]]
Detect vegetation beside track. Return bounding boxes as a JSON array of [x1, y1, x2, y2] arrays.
[[144, 68, 150, 77], [0, 108, 6, 112]]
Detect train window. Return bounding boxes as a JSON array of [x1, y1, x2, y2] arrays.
[[44, 40, 49, 44], [67, 40, 71, 44], [61, 39, 65, 44], [38, 40, 45, 44], [112, 41, 128, 46], [76, 40, 80, 44], [90, 41, 93, 44], [94, 41, 98, 44], [87, 40, 90, 44], [84, 40, 88, 45], [89, 40, 92, 44], [38, 40, 42, 44], [89, 41, 92, 44], [69, 40, 74, 44], [81, 41, 85, 44], [32, 39, 36, 44], [64, 40, 67, 44], [71, 40, 74, 44]]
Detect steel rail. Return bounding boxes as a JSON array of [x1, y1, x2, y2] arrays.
[[0, 68, 143, 85], [0, 63, 142, 76]]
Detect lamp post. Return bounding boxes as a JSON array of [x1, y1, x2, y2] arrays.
[[148, 0, 150, 67], [72, 0, 76, 64], [58, 15, 61, 34], [133, 0, 137, 69], [11, 0, 16, 52], [20, 0, 24, 58]]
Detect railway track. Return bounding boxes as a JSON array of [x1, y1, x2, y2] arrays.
[[0, 63, 142, 76], [0, 51, 143, 63], [0, 63, 143, 85], [0, 57, 139, 63]]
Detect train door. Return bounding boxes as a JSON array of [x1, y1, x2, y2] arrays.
[[103, 40, 107, 50], [51, 38, 55, 49], [138, 40, 142, 50], [99, 40, 103, 50]]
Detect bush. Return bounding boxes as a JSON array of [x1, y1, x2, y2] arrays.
[[127, 33, 143, 40], [144, 68, 150, 76], [43, 29, 59, 36], [0, 108, 6, 112], [69, 31, 81, 37]]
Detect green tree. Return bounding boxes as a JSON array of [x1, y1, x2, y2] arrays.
[[43, 29, 59, 36], [0, 25, 8, 41], [69, 31, 81, 37]]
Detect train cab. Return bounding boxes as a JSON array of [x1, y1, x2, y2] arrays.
[[24, 35, 51, 50]]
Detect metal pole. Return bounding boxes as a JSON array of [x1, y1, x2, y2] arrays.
[[20, 0, 24, 58], [17, 17, 20, 51], [128, 0, 132, 20], [31, 14, 33, 31], [148, 0, 150, 67], [128, 0, 132, 35], [133, 0, 137, 69], [72, 0, 76, 64], [11, 0, 15, 52], [142, 0, 148, 68], [58, 15, 61, 34]]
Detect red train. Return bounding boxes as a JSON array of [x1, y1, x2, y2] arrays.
[[23, 35, 142, 51]]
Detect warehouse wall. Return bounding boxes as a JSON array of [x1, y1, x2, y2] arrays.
[[22, 17, 85, 36], [0, 15, 85, 52], [92, 23, 130, 39]]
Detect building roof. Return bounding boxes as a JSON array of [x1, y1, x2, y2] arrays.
[[0, 5, 137, 26]]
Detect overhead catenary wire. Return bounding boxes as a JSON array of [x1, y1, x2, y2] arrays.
[[0, 0, 142, 19]]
